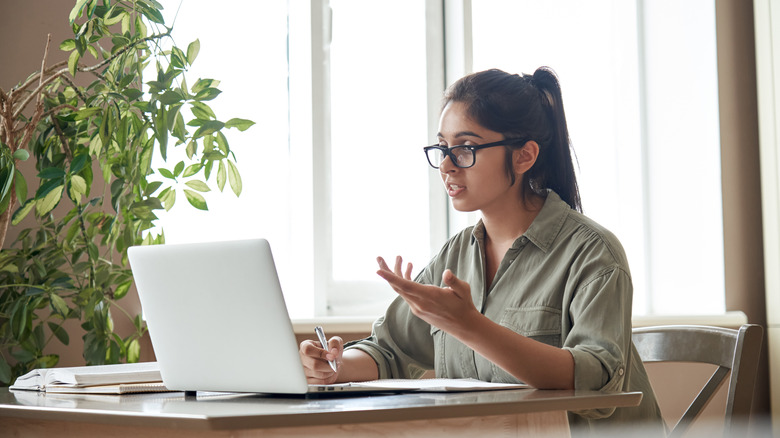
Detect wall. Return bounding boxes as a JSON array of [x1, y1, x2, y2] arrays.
[[715, 0, 771, 421]]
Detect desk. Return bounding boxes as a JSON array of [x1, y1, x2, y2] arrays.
[[0, 388, 641, 437]]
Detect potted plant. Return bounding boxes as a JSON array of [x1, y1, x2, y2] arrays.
[[0, 0, 253, 385]]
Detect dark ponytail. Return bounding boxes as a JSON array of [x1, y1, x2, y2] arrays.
[[442, 67, 582, 212]]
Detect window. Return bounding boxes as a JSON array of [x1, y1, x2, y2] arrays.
[[151, 0, 724, 318], [470, 0, 724, 315]]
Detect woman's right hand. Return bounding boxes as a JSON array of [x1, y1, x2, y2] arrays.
[[299, 336, 344, 384]]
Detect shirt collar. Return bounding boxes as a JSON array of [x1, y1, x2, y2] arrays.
[[522, 190, 570, 252], [469, 190, 571, 253]]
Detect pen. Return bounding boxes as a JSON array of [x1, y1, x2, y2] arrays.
[[314, 325, 338, 372]]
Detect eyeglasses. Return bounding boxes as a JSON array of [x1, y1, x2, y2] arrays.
[[423, 138, 529, 169]]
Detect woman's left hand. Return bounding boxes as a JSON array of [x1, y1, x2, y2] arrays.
[[376, 256, 480, 334]]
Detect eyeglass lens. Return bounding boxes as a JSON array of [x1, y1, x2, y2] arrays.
[[427, 147, 474, 168]]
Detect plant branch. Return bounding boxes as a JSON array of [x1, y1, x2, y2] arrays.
[[42, 104, 79, 121], [51, 116, 74, 162], [84, 30, 172, 74], [10, 60, 69, 97], [60, 75, 89, 104], [103, 296, 139, 329], [13, 30, 170, 122], [76, 204, 97, 289]]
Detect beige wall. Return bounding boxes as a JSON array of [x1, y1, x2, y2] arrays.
[[0, 0, 770, 428], [716, 0, 770, 419]]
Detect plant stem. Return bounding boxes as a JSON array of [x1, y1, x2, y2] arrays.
[[76, 203, 97, 290]]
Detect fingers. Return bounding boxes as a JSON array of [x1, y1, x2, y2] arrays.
[[299, 339, 340, 383], [442, 269, 470, 298], [377, 256, 391, 272], [378, 256, 413, 279], [394, 255, 403, 276], [327, 336, 344, 362]]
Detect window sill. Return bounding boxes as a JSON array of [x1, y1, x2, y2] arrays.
[[292, 311, 749, 335], [631, 310, 747, 329]]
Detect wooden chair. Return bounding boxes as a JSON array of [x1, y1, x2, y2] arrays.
[[632, 324, 763, 438]]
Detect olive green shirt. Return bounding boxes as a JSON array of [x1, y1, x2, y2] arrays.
[[347, 191, 665, 434]]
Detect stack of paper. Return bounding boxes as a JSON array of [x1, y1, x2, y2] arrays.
[[351, 378, 529, 392], [9, 362, 174, 395]]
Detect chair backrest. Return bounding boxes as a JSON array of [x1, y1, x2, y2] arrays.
[[632, 324, 763, 438]]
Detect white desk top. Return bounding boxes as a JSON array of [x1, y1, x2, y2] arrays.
[[0, 387, 641, 430]]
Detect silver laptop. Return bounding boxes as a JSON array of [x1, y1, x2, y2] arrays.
[[128, 238, 380, 395]]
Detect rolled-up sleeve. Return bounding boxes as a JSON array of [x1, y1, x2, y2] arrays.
[[563, 266, 633, 418], [345, 294, 435, 379]]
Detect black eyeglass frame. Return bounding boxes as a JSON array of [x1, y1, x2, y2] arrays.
[[423, 137, 530, 169]]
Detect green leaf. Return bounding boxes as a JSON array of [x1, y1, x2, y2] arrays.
[[68, 50, 80, 76], [187, 39, 200, 65], [48, 322, 70, 346], [35, 355, 59, 369], [184, 189, 208, 210], [225, 118, 255, 132], [193, 120, 225, 138], [104, 10, 125, 26], [60, 39, 76, 51], [0, 356, 11, 384], [86, 45, 98, 60], [70, 0, 89, 23], [170, 46, 187, 69], [122, 88, 143, 101], [144, 181, 163, 196], [38, 167, 66, 180], [173, 161, 184, 178], [70, 153, 88, 174], [12, 349, 35, 364], [185, 180, 210, 192], [158, 90, 183, 105], [50, 294, 70, 317], [217, 161, 226, 192], [227, 161, 242, 197], [73, 107, 102, 120], [191, 78, 220, 94], [14, 169, 27, 202], [190, 101, 215, 120], [113, 280, 132, 300], [185, 140, 197, 159], [69, 174, 87, 202], [10, 299, 31, 341], [12, 199, 35, 225], [35, 185, 64, 216], [36, 177, 63, 198], [139, 2, 165, 24], [121, 11, 130, 33], [127, 339, 140, 363], [13, 149, 30, 161], [182, 163, 202, 177], [215, 131, 229, 154], [0, 190, 9, 217], [160, 187, 176, 211], [194, 87, 222, 102], [158, 168, 174, 179]]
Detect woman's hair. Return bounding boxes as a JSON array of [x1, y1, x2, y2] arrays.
[[442, 67, 582, 212]]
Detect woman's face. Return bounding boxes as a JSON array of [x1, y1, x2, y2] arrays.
[[437, 101, 520, 214]]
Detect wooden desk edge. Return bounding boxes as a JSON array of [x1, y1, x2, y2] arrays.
[[0, 389, 643, 431]]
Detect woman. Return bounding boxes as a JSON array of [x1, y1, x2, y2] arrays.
[[299, 67, 665, 432]]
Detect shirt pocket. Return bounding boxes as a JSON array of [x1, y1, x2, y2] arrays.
[[498, 306, 562, 348], [489, 307, 563, 384]]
